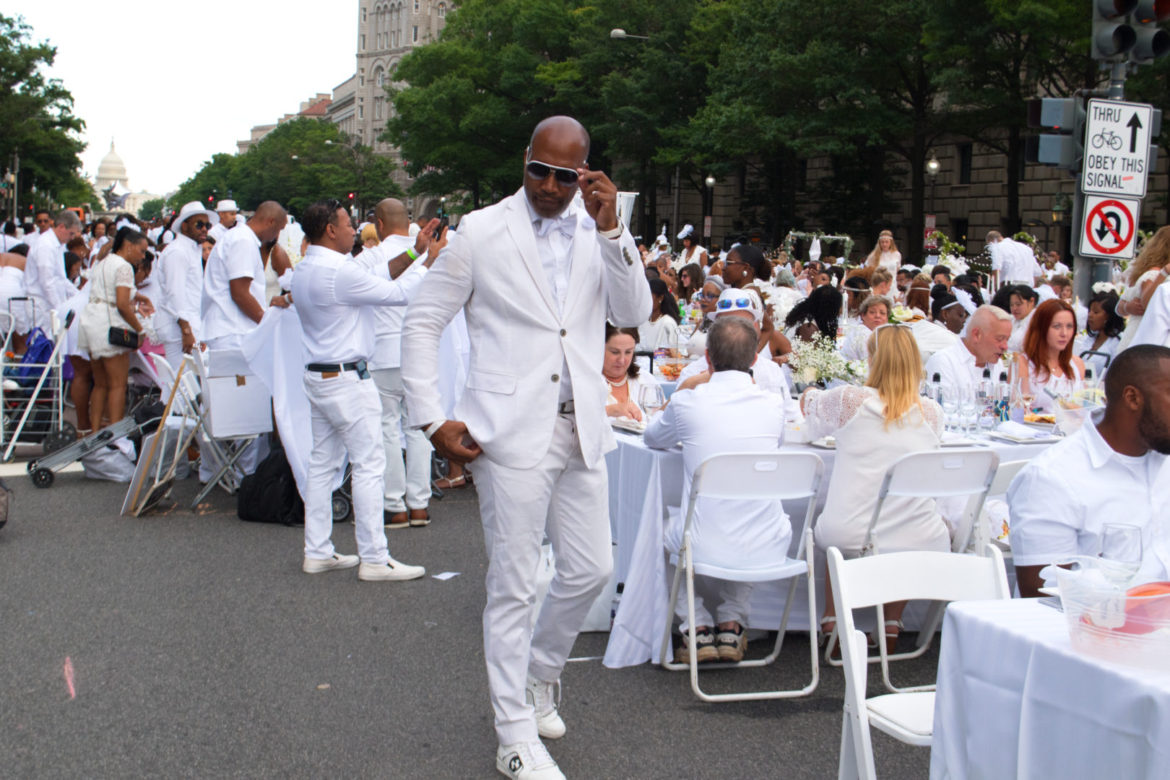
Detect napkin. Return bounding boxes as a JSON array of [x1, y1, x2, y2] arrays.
[[996, 420, 1048, 439]]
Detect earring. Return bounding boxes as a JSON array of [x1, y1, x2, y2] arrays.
[[742, 270, 748, 277]]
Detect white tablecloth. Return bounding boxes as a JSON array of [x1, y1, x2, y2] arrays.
[[931, 599, 1170, 779], [603, 433, 1052, 668]]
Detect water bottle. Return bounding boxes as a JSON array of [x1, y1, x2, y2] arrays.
[[926, 372, 941, 403], [997, 371, 1011, 422]]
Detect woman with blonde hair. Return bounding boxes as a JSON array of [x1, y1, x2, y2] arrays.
[[865, 229, 902, 275], [1117, 225, 1170, 350], [801, 324, 947, 653]]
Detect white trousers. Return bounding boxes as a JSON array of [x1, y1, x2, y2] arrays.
[[474, 413, 612, 745], [302, 370, 390, 564], [371, 367, 432, 512], [674, 571, 752, 630]]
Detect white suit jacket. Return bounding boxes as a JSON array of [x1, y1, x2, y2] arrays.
[[401, 189, 650, 470]]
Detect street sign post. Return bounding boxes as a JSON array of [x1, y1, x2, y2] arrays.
[[1079, 194, 1140, 260], [1081, 98, 1154, 198]]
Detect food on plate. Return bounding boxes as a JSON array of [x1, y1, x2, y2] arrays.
[[1024, 412, 1056, 424]]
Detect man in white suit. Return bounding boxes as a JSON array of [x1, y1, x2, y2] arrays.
[[402, 116, 650, 780]]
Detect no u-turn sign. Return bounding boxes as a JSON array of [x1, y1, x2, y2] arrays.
[[1080, 194, 1140, 260]]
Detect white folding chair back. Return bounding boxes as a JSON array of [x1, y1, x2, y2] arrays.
[[970, 459, 1028, 556], [660, 450, 824, 702], [828, 545, 1009, 780]]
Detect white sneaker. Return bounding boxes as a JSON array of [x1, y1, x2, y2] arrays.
[[357, 558, 426, 581], [302, 553, 359, 574], [496, 741, 564, 780], [525, 676, 565, 739]]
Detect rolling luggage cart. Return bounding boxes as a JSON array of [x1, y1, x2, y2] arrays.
[[25, 413, 159, 488], [0, 310, 76, 462]]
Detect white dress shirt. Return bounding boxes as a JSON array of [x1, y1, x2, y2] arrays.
[[525, 197, 576, 401], [990, 238, 1040, 284], [207, 221, 236, 244], [154, 233, 204, 343], [201, 223, 266, 343], [1131, 282, 1170, 348], [644, 370, 791, 567], [25, 230, 74, 326], [1008, 418, 1170, 583], [354, 233, 427, 370], [924, 339, 984, 393], [909, 318, 959, 363], [291, 244, 415, 364]]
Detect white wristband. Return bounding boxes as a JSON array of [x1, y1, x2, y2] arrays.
[[423, 420, 446, 440], [598, 225, 623, 240]]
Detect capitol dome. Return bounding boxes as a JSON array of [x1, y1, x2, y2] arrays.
[[94, 139, 128, 189]]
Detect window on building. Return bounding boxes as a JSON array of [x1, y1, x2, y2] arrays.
[[375, 98, 383, 121], [414, 0, 420, 11], [361, 34, 366, 50], [952, 217, 969, 246], [358, 105, 364, 120], [957, 143, 973, 185], [359, 76, 365, 87], [438, 2, 446, 17], [376, 68, 385, 88], [412, 25, 418, 42], [362, 7, 367, 22]]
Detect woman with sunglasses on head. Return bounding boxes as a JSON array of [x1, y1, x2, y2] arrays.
[[1074, 289, 1125, 380], [637, 277, 682, 351], [1015, 298, 1084, 413], [802, 325, 947, 655], [684, 277, 726, 357]]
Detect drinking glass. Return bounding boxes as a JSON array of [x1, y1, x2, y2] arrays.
[[639, 383, 666, 416], [939, 385, 959, 434], [1098, 522, 1143, 587], [959, 387, 979, 436]]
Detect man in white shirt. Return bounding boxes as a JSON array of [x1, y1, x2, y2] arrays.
[[402, 116, 650, 780], [645, 317, 790, 664], [24, 210, 82, 333], [33, 210, 53, 235], [357, 197, 440, 529], [292, 198, 430, 583], [201, 201, 286, 350], [1008, 345, 1170, 597], [207, 199, 240, 243], [155, 201, 218, 373], [925, 305, 1012, 392], [986, 230, 1041, 285]]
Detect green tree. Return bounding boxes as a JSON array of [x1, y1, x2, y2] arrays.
[[138, 197, 166, 222], [0, 14, 87, 213]]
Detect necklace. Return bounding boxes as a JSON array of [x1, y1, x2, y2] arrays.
[[605, 374, 628, 388]]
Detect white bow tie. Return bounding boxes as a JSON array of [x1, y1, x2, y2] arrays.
[[536, 213, 577, 239]]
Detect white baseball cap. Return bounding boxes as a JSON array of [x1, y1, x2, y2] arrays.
[[715, 288, 763, 324]]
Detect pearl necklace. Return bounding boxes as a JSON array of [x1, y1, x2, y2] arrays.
[[605, 374, 628, 388]]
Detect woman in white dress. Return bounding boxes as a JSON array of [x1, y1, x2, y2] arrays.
[[1117, 226, 1170, 350], [637, 277, 682, 351], [676, 225, 708, 270], [803, 324, 946, 652], [1015, 299, 1084, 413], [0, 249, 30, 351], [603, 324, 656, 422], [1074, 289, 1124, 380], [260, 239, 293, 305], [864, 229, 902, 276], [78, 228, 150, 428]]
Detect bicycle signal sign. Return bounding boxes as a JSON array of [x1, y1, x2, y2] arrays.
[[1082, 99, 1153, 199], [1079, 195, 1139, 260]]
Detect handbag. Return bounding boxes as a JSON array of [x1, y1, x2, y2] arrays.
[[104, 257, 140, 349]]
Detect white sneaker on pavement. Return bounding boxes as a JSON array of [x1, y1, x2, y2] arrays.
[[302, 553, 359, 574], [496, 741, 565, 780], [357, 558, 426, 581], [525, 675, 565, 739]]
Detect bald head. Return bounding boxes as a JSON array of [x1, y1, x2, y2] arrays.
[[963, 304, 1012, 367], [374, 198, 410, 239], [528, 116, 590, 159], [248, 201, 288, 243]]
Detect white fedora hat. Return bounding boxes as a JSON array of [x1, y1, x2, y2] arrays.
[[174, 200, 219, 232], [215, 199, 239, 213]]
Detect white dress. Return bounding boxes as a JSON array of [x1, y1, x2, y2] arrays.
[[870, 250, 902, 276], [0, 265, 30, 334], [1023, 359, 1084, 412], [1073, 332, 1120, 380], [805, 386, 949, 555], [1118, 268, 1161, 351], [78, 255, 137, 360], [637, 315, 681, 350]]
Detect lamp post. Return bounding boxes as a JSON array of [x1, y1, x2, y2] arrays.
[[609, 28, 649, 41], [703, 175, 715, 247], [925, 154, 940, 252]]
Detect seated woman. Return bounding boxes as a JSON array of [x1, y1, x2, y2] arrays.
[[637, 278, 682, 351], [603, 323, 656, 422], [677, 262, 704, 305], [784, 284, 842, 344], [721, 244, 771, 290], [1006, 284, 1039, 352], [840, 294, 891, 362], [930, 287, 969, 335], [684, 277, 726, 357], [842, 272, 872, 320], [1074, 289, 1125, 380], [802, 325, 946, 653], [1016, 298, 1084, 412]]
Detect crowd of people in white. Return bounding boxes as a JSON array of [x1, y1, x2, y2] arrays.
[[1, 113, 1169, 779]]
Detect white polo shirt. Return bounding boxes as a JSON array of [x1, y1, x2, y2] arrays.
[[1007, 418, 1170, 583], [924, 339, 984, 393], [201, 223, 265, 344]]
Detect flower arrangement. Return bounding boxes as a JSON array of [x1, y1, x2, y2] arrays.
[[926, 230, 970, 276], [788, 335, 866, 386], [1092, 281, 1119, 295], [888, 304, 921, 323]]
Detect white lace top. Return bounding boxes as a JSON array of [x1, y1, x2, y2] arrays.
[[804, 385, 943, 438], [1118, 268, 1161, 351]]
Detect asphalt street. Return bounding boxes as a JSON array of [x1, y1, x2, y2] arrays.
[[0, 467, 934, 778]]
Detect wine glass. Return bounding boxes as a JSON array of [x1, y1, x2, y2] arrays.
[[639, 383, 666, 416], [939, 385, 959, 434], [959, 387, 979, 436], [1098, 523, 1143, 587]]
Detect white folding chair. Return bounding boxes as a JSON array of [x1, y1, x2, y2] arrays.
[[823, 448, 998, 690], [828, 545, 1010, 780], [659, 451, 824, 702], [970, 459, 1028, 558]]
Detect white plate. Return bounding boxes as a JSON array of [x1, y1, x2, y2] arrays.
[[611, 418, 646, 434], [808, 436, 836, 449]]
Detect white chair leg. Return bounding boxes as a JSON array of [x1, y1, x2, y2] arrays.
[[660, 552, 686, 669]]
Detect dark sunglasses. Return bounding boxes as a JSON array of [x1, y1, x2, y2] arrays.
[[525, 160, 580, 186], [191, 220, 213, 230]]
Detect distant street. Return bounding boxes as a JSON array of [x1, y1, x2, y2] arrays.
[[0, 469, 933, 778]]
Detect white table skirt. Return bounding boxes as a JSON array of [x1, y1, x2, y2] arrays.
[[930, 599, 1170, 779], [603, 432, 1051, 668]]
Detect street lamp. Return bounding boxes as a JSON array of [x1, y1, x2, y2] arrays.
[[703, 175, 715, 246], [609, 28, 649, 41], [925, 154, 941, 178]]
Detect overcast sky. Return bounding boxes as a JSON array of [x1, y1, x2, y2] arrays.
[[11, 1, 358, 195]]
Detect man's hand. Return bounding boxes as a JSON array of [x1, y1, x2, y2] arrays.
[[577, 168, 619, 232], [270, 293, 291, 309], [181, 329, 195, 354], [414, 218, 441, 256], [430, 420, 482, 464], [425, 225, 449, 267]]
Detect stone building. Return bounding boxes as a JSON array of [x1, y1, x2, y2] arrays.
[[91, 140, 162, 217]]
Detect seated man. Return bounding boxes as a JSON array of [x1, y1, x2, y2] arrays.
[[924, 304, 1012, 392], [1007, 345, 1170, 597], [644, 317, 791, 663]]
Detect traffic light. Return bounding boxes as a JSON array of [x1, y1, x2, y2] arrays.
[[1130, 0, 1170, 62], [1026, 97, 1086, 172], [1094, 0, 1138, 60], [347, 192, 355, 200]]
